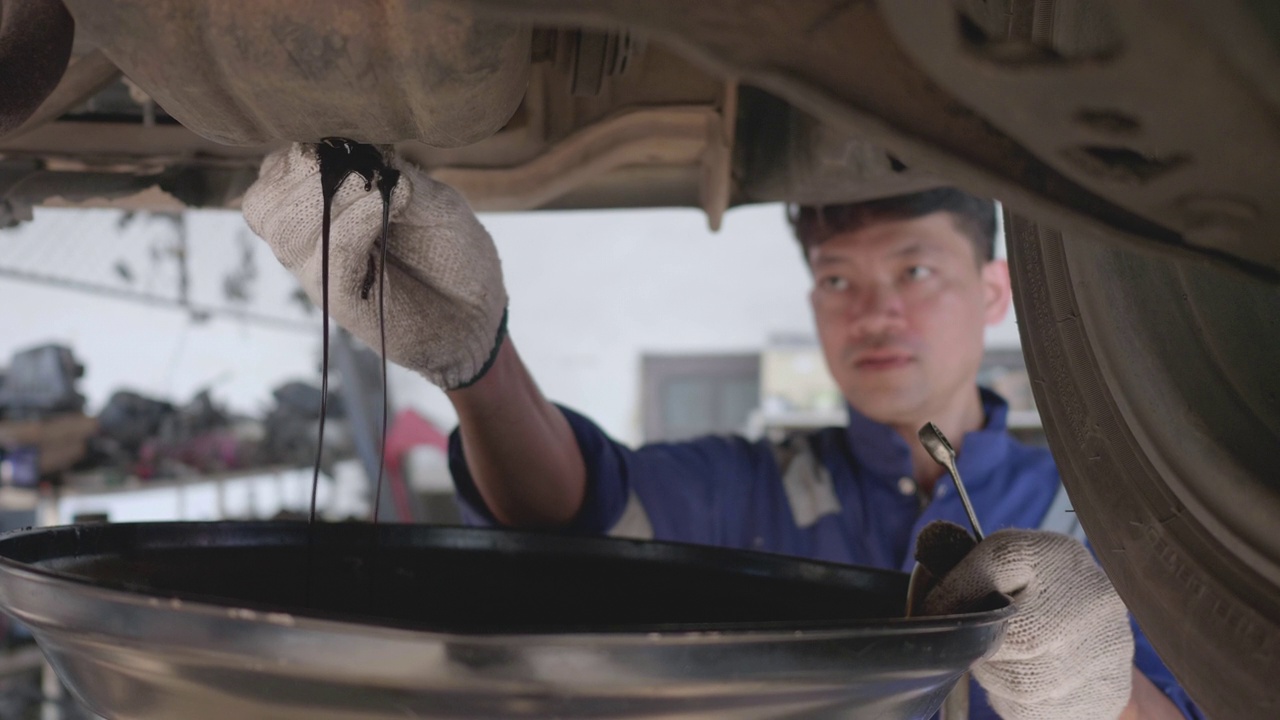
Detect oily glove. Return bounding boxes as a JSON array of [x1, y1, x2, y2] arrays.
[[242, 143, 508, 389], [919, 524, 1134, 720]]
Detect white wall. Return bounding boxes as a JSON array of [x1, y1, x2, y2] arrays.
[[1, 204, 1021, 447], [391, 204, 819, 445]]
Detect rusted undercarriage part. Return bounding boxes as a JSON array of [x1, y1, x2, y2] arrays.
[[57, 0, 532, 148], [0, 0, 75, 136], [2, 0, 1276, 281], [0, 2, 937, 230], [0, 42, 749, 230], [453, 0, 1280, 282]]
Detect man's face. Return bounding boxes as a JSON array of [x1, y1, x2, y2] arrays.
[[807, 212, 1011, 427]]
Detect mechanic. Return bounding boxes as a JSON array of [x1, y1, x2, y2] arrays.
[[245, 144, 1201, 720]]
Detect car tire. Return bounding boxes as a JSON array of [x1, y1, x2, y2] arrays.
[[1005, 212, 1280, 719]]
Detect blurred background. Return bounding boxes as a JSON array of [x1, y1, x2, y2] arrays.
[[0, 202, 1043, 523], [0, 203, 1040, 718]]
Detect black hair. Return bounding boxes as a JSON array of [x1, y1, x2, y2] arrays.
[[787, 188, 997, 264]]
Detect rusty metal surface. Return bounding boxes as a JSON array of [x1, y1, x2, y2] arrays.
[[4, 50, 121, 140], [0, 522, 1011, 720], [2, 0, 1277, 281], [880, 0, 1280, 271], [734, 86, 948, 207], [432, 106, 715, 211], [450, 0, 1279, 282], [0, 0, 75, 136], [0, 39, 741, 218], [59, 0, 532, 147]]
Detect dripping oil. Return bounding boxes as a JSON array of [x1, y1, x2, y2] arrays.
[[311, 138, 398, 606]]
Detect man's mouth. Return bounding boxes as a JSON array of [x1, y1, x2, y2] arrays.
[[853, 351, 915, 371]]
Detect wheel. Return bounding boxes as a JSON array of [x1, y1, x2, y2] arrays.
[[1006, 212, 1280, 718]]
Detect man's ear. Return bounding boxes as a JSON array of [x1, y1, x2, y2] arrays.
[[981, 259, 1012, 326]]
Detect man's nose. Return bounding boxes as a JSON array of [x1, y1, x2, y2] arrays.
[[847, 283, 906, 332]]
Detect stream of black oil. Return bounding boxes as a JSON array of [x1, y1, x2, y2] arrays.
[[309, 138, 399, 607]]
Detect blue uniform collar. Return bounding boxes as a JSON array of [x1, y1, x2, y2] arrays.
[[843, 387, 1012, 487]]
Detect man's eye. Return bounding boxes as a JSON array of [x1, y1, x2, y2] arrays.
[[904, 265, 934, 281], [819, 276, 849, 291]]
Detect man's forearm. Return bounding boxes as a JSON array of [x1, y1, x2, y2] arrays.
[[447, 337, 587, 528], [1118, 667, 1184, 720]]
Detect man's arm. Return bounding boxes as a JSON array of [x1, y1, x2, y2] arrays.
[[242, 145, 584, 528], [447, 337, 586, 528]]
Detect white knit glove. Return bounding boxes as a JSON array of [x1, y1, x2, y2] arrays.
[[920, 526, 1134, 720], [242, 143, 508, 389]]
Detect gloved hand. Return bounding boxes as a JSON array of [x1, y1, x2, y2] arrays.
[[242, 143, 508, 389], [918, 524, 1134, 720]]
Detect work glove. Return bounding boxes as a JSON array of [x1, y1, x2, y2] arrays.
[[242, 143, 508, 390], [917, 523, 1134, 720]]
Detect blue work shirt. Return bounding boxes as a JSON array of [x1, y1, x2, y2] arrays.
[[450, 388, 1203, 719]]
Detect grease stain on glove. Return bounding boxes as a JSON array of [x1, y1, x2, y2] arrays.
[[243, 143, 508, 389]]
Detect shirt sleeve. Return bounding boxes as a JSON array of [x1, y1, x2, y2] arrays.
[[448, 404, 770, 544], [1131, 616, 1206, 719]]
